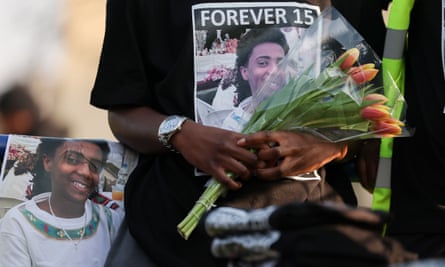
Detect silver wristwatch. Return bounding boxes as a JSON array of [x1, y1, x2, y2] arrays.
[[157, 115, 189, 152]]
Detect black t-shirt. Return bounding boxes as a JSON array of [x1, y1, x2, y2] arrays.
[[387, 1, 445, 234], [92, 1, 221, 265], [332, 0, 390, 57], [90, 0, 385, 266]]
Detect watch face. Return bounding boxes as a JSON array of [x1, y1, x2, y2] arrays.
[[158, 116, 188, 150], [159, 116, 182, 135]]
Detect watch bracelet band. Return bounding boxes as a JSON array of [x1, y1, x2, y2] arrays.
[[163, 140, 180, 153]]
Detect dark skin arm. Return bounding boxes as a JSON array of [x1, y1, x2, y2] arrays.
[[107, 106, 259, 190]]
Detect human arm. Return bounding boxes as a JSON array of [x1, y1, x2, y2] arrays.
[[236, 131, 347, 180], [108, 107, 260, 190]]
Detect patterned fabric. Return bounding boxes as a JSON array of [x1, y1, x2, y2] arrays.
[[90, 191, 120, 210], [19, 203, 100, 240]]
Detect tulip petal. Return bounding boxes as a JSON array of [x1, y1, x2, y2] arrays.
[[347, 64, 376, 75], [337, 48, 360, 70], [351, 69, 379, 84], [361, 105, 392, 120], [372, 120, 403, 137], [363, 93, 388, 105]]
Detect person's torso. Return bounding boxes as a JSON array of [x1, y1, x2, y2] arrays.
[[389, 0, 445, 233]]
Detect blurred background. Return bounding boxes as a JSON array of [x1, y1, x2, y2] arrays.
[[0, 0, 113, 140]]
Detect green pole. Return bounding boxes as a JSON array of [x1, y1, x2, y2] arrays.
[[371, 0, 414, 218]]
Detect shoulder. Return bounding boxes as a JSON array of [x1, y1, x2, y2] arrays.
[[0, 201, 30, 233], [1, 193, 50, 223], [1, 203, 24, 220], [90, 201, 124, 227]]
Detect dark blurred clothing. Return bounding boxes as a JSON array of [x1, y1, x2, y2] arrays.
[[332, 0, 390, 57]]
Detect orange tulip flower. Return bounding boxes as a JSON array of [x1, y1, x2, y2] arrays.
[[337, 48, 360, 70], [361, 105, 392, 120], [349, 68, 379, 84], [363, 93, 388, 105], [372, 119, 404, 137]]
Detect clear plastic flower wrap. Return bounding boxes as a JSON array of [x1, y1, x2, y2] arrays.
[[220, 9, 408, 141], [178, 7, 411, 240]]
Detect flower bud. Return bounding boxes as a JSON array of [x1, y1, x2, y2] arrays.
[[337, 48, 360, 70], [372, 119, 403, 137], [382, 117, 405, 126], [363, 93, 388, 105], [361, 105, 392, 120], [350, 68, 379, 84], [348, 63, 375, 73]]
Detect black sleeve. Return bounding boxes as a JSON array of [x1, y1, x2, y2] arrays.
[[90, 0, 151, 110], [90, 0, 196, 117]]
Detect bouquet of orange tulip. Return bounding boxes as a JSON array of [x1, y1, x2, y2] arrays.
[[178, 7, 409, 240], [238, 47, 404, 140]]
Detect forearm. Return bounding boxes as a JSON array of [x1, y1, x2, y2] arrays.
[[108, 106, 259, 188], [108, 107, 166, 154]]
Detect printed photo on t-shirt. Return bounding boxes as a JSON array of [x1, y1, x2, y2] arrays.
[[192, 2, 321, 176]]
